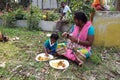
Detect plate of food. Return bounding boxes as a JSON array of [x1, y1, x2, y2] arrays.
[[49, 59, 69, 69], [35, 53, 54, 61]]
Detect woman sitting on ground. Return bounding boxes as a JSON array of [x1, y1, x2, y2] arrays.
[[57, 12, 95, 66]]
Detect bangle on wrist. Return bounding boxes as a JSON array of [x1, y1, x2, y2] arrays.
[[67, 34, 70, 38], [77, 38, 80, 44]]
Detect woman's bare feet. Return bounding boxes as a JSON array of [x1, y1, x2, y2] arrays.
[[75, 58, 83, 67]]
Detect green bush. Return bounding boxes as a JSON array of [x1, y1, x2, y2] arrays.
[[27, 7, 42, 31], [90, 52, 102, 65], [14, 8, 27, 20], [45, 11, 59, 21], [1, 12, 17, 28], [70, 0, 94, 19]]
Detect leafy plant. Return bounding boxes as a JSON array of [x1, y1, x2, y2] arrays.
[[14, 8, 27, 20], [90, 51, 102, 65], [27, 7, 42, 31], [43, 11, 59, 21], [1, 12, 17, 28], [70, 0, 94, 19]]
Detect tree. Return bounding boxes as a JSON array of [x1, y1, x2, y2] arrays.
[[116, 0, 120, 11]]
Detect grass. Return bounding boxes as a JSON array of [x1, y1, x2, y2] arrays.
[[0, 27, 120, 80]]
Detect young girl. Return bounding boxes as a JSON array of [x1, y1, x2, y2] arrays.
[[44, 33, 59, 56]]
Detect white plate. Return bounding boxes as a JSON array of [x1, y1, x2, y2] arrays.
[[46, 34, 51, 37], [35, 53, 54, 61], [49, 59, 69, 70]]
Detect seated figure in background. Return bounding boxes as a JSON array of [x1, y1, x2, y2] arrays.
[[56, 2, 71, 32], [92, 0, 107, 11]]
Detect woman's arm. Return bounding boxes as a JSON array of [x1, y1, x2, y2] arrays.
[[62, 32, 94, 46], [68, 35, 94, 46]]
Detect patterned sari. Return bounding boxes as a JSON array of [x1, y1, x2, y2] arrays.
[[57, 21, 92, 61]]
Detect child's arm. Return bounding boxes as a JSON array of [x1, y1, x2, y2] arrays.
[[44, 47, 49, 57], [44, 39, 50, 57]]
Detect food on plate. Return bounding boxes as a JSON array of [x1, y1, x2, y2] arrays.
[[52, 61, 66, 68], [38, 56, 50, 61]]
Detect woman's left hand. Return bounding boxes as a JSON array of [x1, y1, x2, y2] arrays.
[[69, 36, 77, 43]]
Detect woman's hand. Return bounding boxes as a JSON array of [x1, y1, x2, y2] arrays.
[[62, 32, 68, 38]]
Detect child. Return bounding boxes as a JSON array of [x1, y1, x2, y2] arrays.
[[44, 33, 59, 56]]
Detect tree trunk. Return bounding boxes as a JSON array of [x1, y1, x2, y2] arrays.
[[115, 0, 120, 11], [42, 0, 43, 9], [37, 0, 38, 7], [56, 0, 59, 8]]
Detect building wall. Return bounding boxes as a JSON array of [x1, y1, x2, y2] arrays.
[[32, 0, 57, 9], [93, 11, 120, 47]]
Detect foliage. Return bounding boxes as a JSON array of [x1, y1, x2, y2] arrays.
[[90, 49, 102, 65], [43, 11, 59, 21], [70, 0, 94, 19], [27, 7, 42, 31], [1, 11, 17, 28], [0, 0, 30, 10], [14, 8, 27, 20]]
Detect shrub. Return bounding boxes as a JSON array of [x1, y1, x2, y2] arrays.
[[1, 12, 17, 28], [14, 8, 27, 20], [27, 7, 42, 31], [70, 0, 94, 19], [46, 11, 59, 21]]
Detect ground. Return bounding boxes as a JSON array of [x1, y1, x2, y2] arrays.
[[0, 27, 120, 80]]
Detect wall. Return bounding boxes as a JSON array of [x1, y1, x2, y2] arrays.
[[93, 11, 120, 47], [32, 0, 57, 9]]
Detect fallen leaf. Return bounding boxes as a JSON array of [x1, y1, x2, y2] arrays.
[[0, 62, 6, 68]]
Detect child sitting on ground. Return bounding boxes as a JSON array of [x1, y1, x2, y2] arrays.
[[44, 33, 59, 56]]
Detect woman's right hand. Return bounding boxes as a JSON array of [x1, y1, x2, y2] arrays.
[[62, 32, 68, 38]]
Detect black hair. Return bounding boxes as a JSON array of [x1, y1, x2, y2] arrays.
[[61, 2, 66, 5], [50, 33, 59, 40], [74, 12, 87, 23]]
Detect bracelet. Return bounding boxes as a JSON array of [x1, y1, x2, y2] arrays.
[[77, 38, 80, 44], [66, 34, 70, 38]]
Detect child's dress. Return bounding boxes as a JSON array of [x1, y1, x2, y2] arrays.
[[44, 39, 58, 55]]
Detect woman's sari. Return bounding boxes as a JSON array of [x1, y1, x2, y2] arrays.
[[57, 21, 92, 61]]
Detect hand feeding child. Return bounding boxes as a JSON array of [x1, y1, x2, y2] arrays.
[[44, 33, 59, 57]]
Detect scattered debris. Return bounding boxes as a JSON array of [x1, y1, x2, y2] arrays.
[[88, 75, 96, 80], [12, 37, 20, 41], [0, 62, 6, 68]]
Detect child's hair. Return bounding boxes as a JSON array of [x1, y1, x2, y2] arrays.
[[50, 33, 59, 40]]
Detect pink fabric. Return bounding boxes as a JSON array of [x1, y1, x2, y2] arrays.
[[63, 21, 92, 61]]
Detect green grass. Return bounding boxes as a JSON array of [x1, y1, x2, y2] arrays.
[[0, 27, 120, 80]]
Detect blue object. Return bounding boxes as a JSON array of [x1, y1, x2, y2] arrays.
[[70, 25, 95, 35], [88, 25, 95, 35], [44, 39, 58, 55]]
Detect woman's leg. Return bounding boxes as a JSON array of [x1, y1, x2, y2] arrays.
[[74, 52, 86, 66]]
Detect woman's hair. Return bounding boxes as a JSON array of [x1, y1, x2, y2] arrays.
[[74, 12, 88, 23], [50, 33, 59, 40]]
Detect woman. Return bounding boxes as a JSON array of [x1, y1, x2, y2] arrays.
[[92, 0, 106, 11], [58, 12, 95, 66]]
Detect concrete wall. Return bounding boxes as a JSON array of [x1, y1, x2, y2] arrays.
[[93, 11, 120, 47], [32, 0, 57, 9]]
